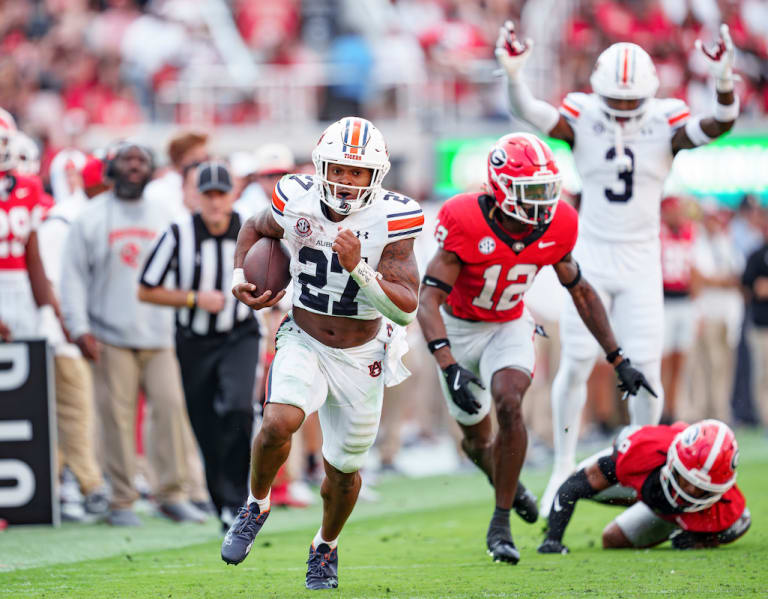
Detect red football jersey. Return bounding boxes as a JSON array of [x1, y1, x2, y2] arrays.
[[660, 222, 695, 294], [0, 173, 46, 271], [616, 424, 746, 533], [435, 193, 578, 322]]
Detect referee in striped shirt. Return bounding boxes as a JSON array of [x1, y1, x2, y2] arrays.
[[139, 161, 261, 529]]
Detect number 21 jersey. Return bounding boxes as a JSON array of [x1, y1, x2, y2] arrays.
[[436, 193, 578, 323], [271, 174, 423, 320]]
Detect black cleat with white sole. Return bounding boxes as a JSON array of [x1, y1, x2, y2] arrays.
[[513, 483, 539, 524], [486, 528, 520, 564], [221, 503, 270, 565], [537, 539, 569, 554], [305, 543, 339, 590]]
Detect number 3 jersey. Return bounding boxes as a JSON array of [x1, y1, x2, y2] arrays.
[[560, 92, 691, 244], [436, 193, 578, 323], [271, 174, 423, 320]]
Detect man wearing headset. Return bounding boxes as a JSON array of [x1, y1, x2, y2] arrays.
[[60, 143, 205, 526]]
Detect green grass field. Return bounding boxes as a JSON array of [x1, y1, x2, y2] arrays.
[[2, 431, 767, 598]]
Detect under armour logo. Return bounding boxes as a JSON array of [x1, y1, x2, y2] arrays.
[[355, 231, 369, 239]]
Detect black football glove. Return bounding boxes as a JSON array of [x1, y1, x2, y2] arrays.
[[615, 358, 657, 400], [669, 529, 719, 550], [442, 363, 485, 415]]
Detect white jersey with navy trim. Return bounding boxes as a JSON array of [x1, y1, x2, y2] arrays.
[[559, 92, 690, 243], [271, 174, 423, 320]]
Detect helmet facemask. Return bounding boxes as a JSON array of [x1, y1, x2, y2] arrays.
[[314, 158, 384, 215], [491, 170, 561, 227], [0, 130, 16, 172], [660, 440, 736, 513]]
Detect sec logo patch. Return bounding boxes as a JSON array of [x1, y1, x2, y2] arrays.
[[294, 218, 312, 237], [478, 236, 496, 255]]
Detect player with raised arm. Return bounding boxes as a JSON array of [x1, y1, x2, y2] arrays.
[[538, 419, 749, 554], [495, 21, 740, 517], [417, 132, 654, 565], [222, 117, 422, 591]]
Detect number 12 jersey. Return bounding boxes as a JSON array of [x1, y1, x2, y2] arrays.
[[271, 174, 423, 320], [436, 193, 578, 323]]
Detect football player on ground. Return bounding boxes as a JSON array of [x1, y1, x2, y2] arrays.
[[496, 21, 740, 518], [224, 117, 422, 590], [538, 419, 750, 553], [417, 132, 654, 564]]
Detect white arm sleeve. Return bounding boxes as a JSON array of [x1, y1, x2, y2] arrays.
[[350, 261, 416, 327], [506, 78, 561, 134]]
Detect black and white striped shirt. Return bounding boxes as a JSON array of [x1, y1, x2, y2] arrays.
[[140, 210, 253, 336]]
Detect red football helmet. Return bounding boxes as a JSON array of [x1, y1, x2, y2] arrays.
[[661, 420, 738, 512], [487, 132, 562, 226]]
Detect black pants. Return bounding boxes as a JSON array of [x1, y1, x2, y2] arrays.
[[176, 320, 260, 514]]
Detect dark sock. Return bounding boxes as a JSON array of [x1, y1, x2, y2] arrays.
[[547, 469, 598, 543], [487, 506, 512, 543]]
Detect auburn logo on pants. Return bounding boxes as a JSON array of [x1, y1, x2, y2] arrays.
[[368, 361, 382, 377]]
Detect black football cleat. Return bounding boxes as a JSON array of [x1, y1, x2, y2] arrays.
[[221, 503, 270, 565], [487, 528, 520, 565], [305, 543, 339, 590], [513, 482, 539, 524], [537, 539, 569, 554]]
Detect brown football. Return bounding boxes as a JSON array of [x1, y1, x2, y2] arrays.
[[243, 237, 292, 297]]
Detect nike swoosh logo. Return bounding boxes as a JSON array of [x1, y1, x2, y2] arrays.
[[433, 341, 448, 350], [453, 371, 461, 391], [553, 495, 563, 512], [539, 240, 556, 249]]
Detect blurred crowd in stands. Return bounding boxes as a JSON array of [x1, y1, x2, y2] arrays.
[[1, 1, 766, 165]]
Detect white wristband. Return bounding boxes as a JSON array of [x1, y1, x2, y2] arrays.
[[684, 116, 715, 147], [232, 268, 246, 291], [350, 260, 381, 288], [714, 95, 739, 122]]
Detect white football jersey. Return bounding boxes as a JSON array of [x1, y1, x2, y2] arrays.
[[560, 92, 690, 243], [271, 174, 423, 320]]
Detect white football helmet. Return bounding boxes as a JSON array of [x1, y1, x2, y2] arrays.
[[0, 107, 17, 172], [311, 116, 390, 215], [590, 43, 659, 125], [11, 132, 40, 175]]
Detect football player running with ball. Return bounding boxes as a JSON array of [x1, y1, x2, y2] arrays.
[[224, 117, 422, 590], [418, 132, 654, 564], [496, 21, 740, 518], [538, 419, 750, 554]]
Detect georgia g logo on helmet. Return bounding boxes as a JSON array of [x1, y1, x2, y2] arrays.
[[489, 147, 507, 168], [486, 132, 562, 227]]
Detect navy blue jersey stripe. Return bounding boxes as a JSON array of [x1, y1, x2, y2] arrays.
[[272, 205, 284, 217], [386, 209, 422, 218], [275, 180, 289, 203], [388, 227, 422, 238]]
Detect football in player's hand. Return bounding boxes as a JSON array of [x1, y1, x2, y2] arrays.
[[243, 238, 292, 297]]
